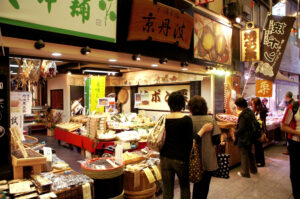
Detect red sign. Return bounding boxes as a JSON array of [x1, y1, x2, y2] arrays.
[[127, 0, 193, 50], [195, 0, 215, 5]]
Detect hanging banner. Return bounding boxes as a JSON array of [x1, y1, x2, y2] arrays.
[[195, 0, 215, 5], [127, 0, 193, 50], [255, 14, 295, 81], [194, 13, 232, 65], [255, 80, 273, 97], [11, 92, 32, 114], [0, 0, 117, 43], [90, 76, 106, 113], [240, 25, 260, 61]]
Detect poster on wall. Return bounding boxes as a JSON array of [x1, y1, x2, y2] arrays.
[[255, 80, 273, 97], [194, 13, 232, 65], [255, 14, 295, 81], [137, 85, 190, 111], [0, 0, 117, 43], [127, 0, 193, 50], [11, 92, 32, 114], [134, 93, 142, 108]]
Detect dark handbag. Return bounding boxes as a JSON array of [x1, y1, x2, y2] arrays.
[[213, 154, 230, 179], [189, 140, 203, 183]]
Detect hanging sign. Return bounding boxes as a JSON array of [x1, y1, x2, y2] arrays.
[[195, 0, 215, 5], [0, 0, 117, 43], [127, 0, 193, 50], [255, 14, 295, 81], [255, 80, 273, 97], [240, 22, 260, 62]]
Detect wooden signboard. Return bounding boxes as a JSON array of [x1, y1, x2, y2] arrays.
[[127, 0, 193, 50], [255, 80, 273, 97], [241, 27, 260, 62]]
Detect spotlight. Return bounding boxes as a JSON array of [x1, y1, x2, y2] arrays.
[[132, 54, 141, 61], [159, 58, 168, 64], [235, 17, 241, 24], [34, 39, 45, 49], [81, 46, 91, 55]]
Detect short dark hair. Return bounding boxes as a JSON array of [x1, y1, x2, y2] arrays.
[[286, 91, 293, 99], [188, 96, 208, 115], [168, 92, 185, 112], [235, 98, 248, 108]]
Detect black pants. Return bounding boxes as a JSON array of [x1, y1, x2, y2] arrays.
[[160, 156, 190, 199], [288, 139, 300, 199], [192, 171, 213, 199], [254, 140, 265, 166]]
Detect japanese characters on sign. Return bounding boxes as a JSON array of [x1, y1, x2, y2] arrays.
[[127, 0, 193, 50], [0, 0, 117, 43], [255, 80, 273, 97], [241, 27, 260, 62], [255, 14, 295, 81], [11, 92, 32, 114], [137, 85, 190, 111]]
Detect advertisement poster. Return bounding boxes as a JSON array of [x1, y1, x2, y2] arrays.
[[134, 93, 142, 108], [255, 14, 295, 81], [194, 13, 232, 65], [11, 92, 32, 114]]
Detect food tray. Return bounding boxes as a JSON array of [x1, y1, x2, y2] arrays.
[[12, 148, 46, 167], [216, 113, 238, 123], [22, 135, 38, 146]]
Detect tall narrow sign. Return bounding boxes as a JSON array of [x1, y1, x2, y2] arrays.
[[255, 14, 295, 81]]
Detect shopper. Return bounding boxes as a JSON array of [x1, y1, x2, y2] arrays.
[[281, 99, 300, 199], [251, 97, 268, 167], [160, 92, 193, 199], [188, 96, 221, 199], [282, 91, 294, 155], [233, 98, 257, 178]]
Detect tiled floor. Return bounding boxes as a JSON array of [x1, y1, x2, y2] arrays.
[[33, 132, 293, 199]]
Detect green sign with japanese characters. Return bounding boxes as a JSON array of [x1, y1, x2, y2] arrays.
[[0, 0, 117, 43]]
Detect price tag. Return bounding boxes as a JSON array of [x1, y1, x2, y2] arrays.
[[82, 183, 92, 199], [115, 144, 123, 165], [152, 166, 162, 181], [43, 147, 53, 161], [143, 167, 155, 184]]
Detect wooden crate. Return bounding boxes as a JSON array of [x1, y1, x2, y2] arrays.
[[124, 170, 155, 192], [12, 148, 46, 179]]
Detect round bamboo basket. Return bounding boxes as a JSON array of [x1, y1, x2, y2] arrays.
[[124, 183, 156, 199], [22, 135, 38, 146]]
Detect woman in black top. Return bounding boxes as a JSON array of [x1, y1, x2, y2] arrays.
[[160, 92, 193, 199], [251, 97, 268, 167]]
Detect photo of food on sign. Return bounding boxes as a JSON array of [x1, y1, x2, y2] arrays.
[[194, 13, 232, 64]]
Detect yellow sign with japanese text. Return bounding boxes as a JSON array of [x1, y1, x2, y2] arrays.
[[90, 76, 106, 113], [255, 80, 273, 97], [241, 28, 260, 62]]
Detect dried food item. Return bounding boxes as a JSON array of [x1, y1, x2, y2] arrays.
[[12, 149, 42, 159]]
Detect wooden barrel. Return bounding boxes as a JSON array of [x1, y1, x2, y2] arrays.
[[81, 158, 124, 199], [124, 170, 154, 192], [124, 183, 156, 199]]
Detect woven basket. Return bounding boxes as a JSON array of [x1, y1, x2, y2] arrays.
[[22, 135, 38, 146], [216, 113, 238, 123]]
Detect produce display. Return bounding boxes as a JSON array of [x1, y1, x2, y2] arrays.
[[107, 113, 155, 130], [125, 158, 160, 172]]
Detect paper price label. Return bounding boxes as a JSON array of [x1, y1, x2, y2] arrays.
[[152, 165, 162, 181], [115, 144, 123, 165], [82, 183, 92, 199], [43, 147, 53, 162], [143, 167, 155, 184]]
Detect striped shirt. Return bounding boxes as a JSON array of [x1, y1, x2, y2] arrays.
[[282, 102, 300, 142]]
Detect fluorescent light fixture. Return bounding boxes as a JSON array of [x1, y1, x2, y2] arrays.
[[82, 69, 118, 75], [108, 59, 117, 62], [52, 52, 62, 57], [151, 64, 158, 67]]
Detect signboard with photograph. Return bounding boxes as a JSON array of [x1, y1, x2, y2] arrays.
[[255, 14, 295, 81], [194, 13, 232, 65]]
